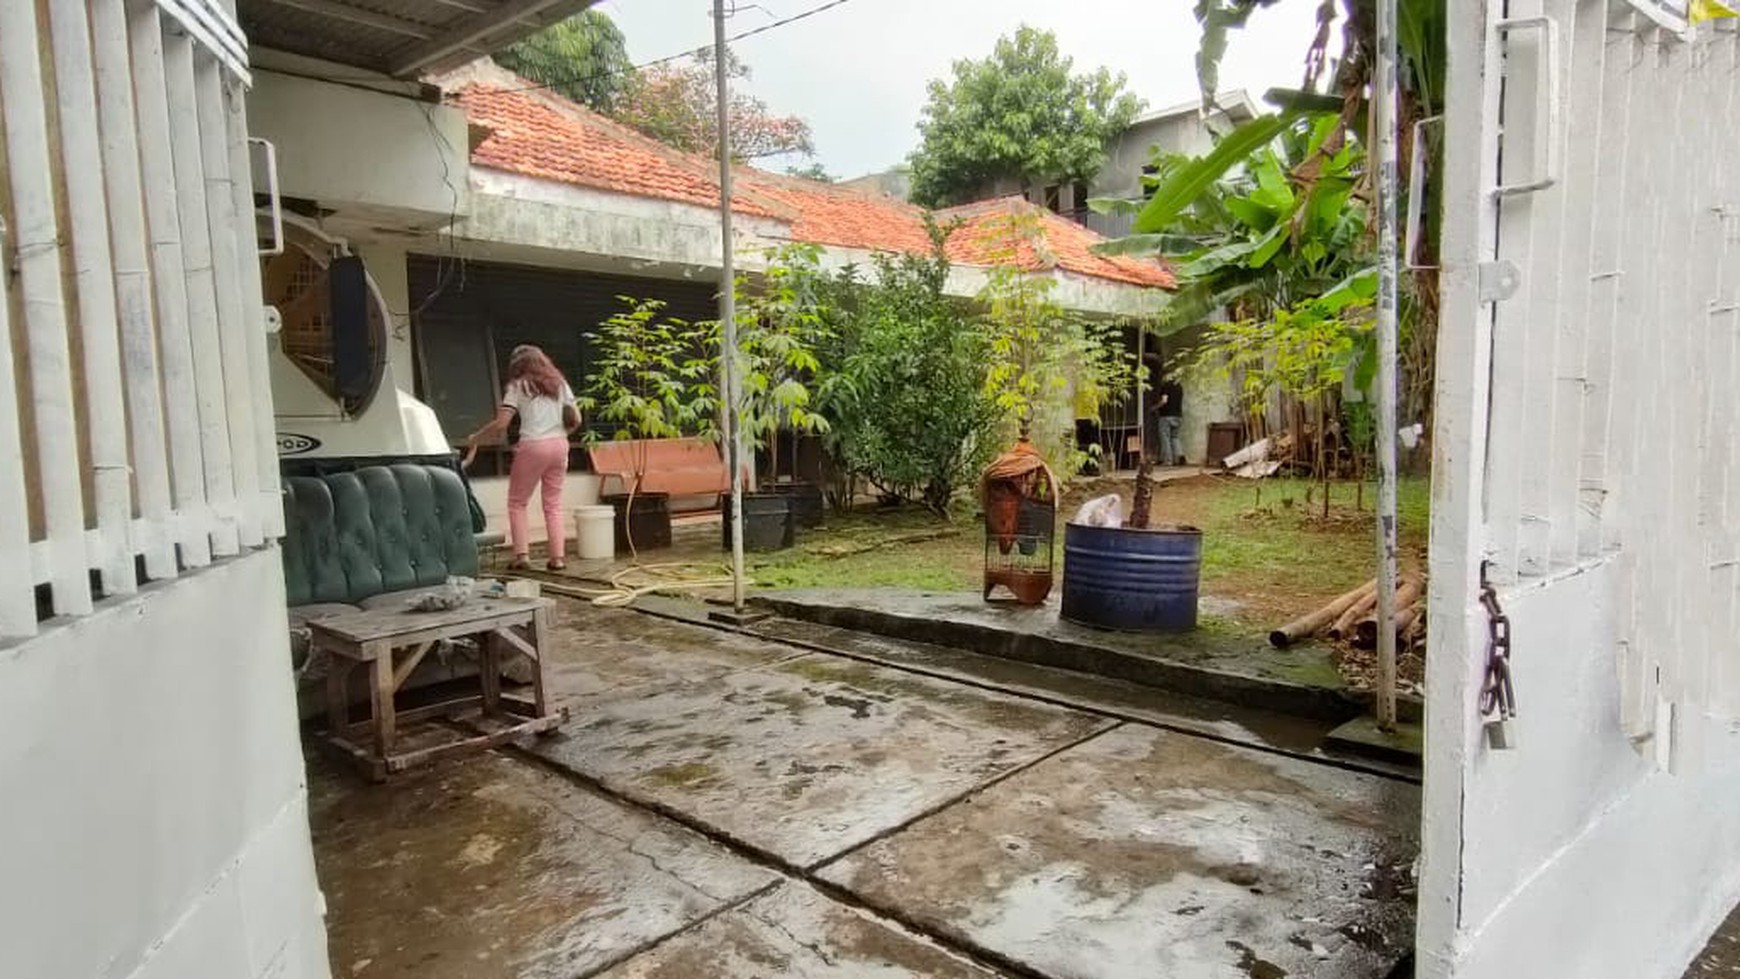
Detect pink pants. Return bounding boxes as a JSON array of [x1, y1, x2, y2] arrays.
[[507, 436, 569, 561]]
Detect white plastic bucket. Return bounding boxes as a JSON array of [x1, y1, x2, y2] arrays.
[[574, 504, 615, 561], [570, 472, 603, 507]]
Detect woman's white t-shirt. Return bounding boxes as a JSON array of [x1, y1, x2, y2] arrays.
[[502, 380, 576, 441]]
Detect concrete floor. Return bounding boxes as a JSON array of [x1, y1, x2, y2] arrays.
[[309, 598, 1419, 978], [1687, 904, 1740, 977]]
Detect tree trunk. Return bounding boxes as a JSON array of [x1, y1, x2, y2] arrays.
[[1129, 455, 1155, 529]]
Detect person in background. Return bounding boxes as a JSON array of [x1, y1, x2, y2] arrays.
[[463, 345, 580, 571], [1157, 370, 1185, 467], [1073, 377, 1105, 476], [1144, 354, 1185, 467]]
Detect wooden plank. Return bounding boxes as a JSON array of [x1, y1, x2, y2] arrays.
[[390, 641, 436, 690], [92, 0, 178, 581], [308, 597, 551, 645], [0, 0, 94, 616], [382, 714, 564, 774], [391, 698, 485, 727], [163, 32, 240, 557], [194, 56, 262, 550], [490, 625, 539, 662], [46, 0, 138, 596], [129, 4, 213, 567]]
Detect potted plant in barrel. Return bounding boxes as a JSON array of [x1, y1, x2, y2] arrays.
[[721, 245, 832, 551], [579, 297, 715, 554], [1058, 343, 1203, 633]]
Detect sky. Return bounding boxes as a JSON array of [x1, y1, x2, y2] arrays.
[[594, 0, 1330, 179]]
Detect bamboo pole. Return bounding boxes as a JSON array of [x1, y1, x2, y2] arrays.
[[1270, 577, 1376, 647], [1331, 583, 1381, 640], [92, 0, 178, 580], [1394, 600, 1423, 639], [1373, 0, 1403, 731], [195, 56, 263, 549], [1357, 575, 1425, 649], [47, 0, 138, 595], [0, 0, 93, 616], [130, 3, 214, 567], [164, 31, 241, 557], [715, 0, 746, 612]]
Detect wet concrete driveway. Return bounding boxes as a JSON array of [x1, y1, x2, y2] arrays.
[[311, 598, 1419, 978]]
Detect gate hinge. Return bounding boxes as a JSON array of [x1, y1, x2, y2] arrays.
[[1479, 260, 1521, 303]]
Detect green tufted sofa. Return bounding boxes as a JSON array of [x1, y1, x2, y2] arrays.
[[282, 463, 480, 606], [281, 462, 506, 717]]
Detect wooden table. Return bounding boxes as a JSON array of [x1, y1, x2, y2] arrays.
[[309, 596, 567, 780]]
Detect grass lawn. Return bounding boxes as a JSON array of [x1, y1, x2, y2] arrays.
[[747, 473, 1430, 636]]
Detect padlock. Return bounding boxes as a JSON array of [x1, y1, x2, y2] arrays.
[[1484, 717, 1517, 750]]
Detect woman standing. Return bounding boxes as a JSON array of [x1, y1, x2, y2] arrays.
[[463, 345, 580, 571]]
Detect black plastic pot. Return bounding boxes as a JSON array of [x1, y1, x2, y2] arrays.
[[603, 492, 672, 552], [774, 481, 824, 529], [721, 492, 794, 552], [1060, 522, 1202, 632]]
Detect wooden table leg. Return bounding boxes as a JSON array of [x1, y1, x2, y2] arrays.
[[529, 605, 551, 721], [324, 646, 351, 735], [369, 640, 395, 778], [479, 630, 502, 718]]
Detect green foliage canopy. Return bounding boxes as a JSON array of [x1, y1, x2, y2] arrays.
[[906, 26, 1143, 208], [493, 10, 634, 111]]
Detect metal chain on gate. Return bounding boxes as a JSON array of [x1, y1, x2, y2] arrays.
[[1479, 561, 1517, 749]]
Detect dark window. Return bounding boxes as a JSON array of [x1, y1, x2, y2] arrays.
[[1043, 184, 1062, 213], [1071, 181, 1092, 218]]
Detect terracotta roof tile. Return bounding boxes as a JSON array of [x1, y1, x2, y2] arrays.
[[449, 77, 1172, 290], [452, 83, 784, 219], [939, 198, 1176, 289]]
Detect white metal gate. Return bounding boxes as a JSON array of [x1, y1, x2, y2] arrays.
[[0, 0, 279, 640], [1422, 2, 1740, 976]]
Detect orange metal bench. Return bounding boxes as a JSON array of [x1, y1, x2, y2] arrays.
[[588, 437, 730, 506]]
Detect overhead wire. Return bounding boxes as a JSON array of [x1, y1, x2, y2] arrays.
[[481, 0, 857, 96]]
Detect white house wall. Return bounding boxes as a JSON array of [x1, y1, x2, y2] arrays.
[[246, 68, 471, 228], [464, 167, 784, 275], [0, 551, 330, 979]]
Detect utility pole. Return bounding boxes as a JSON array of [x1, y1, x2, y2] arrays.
[[1373, 0, 1401, 731], [714, 0, 746, 612]]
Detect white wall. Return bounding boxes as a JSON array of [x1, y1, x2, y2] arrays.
[[354, 241, 416, 386], [0, 551, 330, 979], [248, 69, 470, 229]]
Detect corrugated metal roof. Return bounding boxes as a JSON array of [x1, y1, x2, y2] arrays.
[[238, 0, 603, 77]]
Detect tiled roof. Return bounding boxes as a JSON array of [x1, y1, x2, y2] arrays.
[[452, 81, 785, 219], [732, 170, 936, 254], [939, 198, 1176, 289], [448, 71, 1172, 289]]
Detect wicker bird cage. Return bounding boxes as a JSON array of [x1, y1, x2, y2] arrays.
[[981, 438, 1058, 606]]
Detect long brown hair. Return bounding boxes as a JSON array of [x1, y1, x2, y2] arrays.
[[506, 344, 567, 399]]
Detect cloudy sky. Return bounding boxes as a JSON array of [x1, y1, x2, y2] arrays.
[[595, 0, 1329, 178]]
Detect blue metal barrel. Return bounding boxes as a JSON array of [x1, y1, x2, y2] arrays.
[[1061, 522, 1202, 632]]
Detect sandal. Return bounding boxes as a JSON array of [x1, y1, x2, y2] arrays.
[[506, 556, 532, 572], [545, 560, 567, 572]]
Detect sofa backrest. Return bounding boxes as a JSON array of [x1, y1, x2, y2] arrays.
[[282, 463, 480, 607]]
